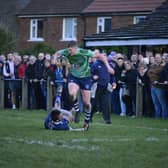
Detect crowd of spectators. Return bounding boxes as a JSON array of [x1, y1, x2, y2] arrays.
[[109, 52, 168, 119], [0, 50, 168, 119]]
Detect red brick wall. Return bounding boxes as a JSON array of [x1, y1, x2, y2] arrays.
[[112, 15, 133, 29], [44, 17, 63, 49], [84, 16, 133, 33], [85, 16, 97, 35], [77, 17, 84, 45], [17, 16, 87, 50], [17, 18, 33, 49], [17, 15, 134, 51]]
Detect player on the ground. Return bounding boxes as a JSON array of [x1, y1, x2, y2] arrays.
[[44, 108, 73, 130]]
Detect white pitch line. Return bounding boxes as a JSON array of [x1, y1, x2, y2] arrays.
[[1, 136, 168, 150], [146, 137, 160, 142], [92, 138, 136, 142], [93, 122, 168, 132], [0, 137, 99, 151], [70, 137, 168, 143]]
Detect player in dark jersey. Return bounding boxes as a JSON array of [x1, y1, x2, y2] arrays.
[[44, 108, 73, 130]]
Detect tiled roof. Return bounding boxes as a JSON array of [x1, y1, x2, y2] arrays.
[[0, 0, 29, 13], [0, 0, 29, 32], [18, 0, 94, 15], [83, 0, 166, 13], [18, 0, 165, 16], [84, 0, 168, 41]]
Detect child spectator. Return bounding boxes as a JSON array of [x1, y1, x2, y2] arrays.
[[54, 56, 67, 108]]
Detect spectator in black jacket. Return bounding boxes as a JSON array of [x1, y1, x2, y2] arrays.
[[34, 53, 46, 109], [25, 55, 37, 109], [160, 53, 168, 82], [123, 61, 138, 117], [162, 63, 168, 82], [131, 54, 139, 69]]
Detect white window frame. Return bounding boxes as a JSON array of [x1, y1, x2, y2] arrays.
[[29, 19, 44, 42], [133, 16, 146, 24], [62, 18, 77, 41], [97, 17, 112, 33]]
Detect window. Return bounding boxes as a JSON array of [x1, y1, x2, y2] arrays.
[[97, 17, 112, 33], [29, 19, 44, 41], [133, 16, 146, 24], [62, 18, 77, 41]]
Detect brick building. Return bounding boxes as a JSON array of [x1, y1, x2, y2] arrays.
[[84, 0, 168, 54], [17, 0, 165, 50]]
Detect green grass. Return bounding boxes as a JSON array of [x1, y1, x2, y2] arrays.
[[0, 109, 168, 168]]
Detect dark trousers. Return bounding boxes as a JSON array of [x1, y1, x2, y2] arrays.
[[126, 85, 136, 116], [28, 82, 37, 109], [111, 89, 121, 115], [34, 82, 46, 109], [91, 86, 111, 123], [143, 86, 154, 117]]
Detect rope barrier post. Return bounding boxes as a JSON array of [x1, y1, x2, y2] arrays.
[[136, 78, 143, 117], [21, 78, 28, 109], [47, 77, 53, 112], [0, 78, 4, 108]]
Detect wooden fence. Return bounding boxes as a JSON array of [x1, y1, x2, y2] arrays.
[[0, 77, 144, 116], [0, 78, 53, 112]]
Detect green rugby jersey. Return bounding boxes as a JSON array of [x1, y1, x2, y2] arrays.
[[58, 48, 93, 78]]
